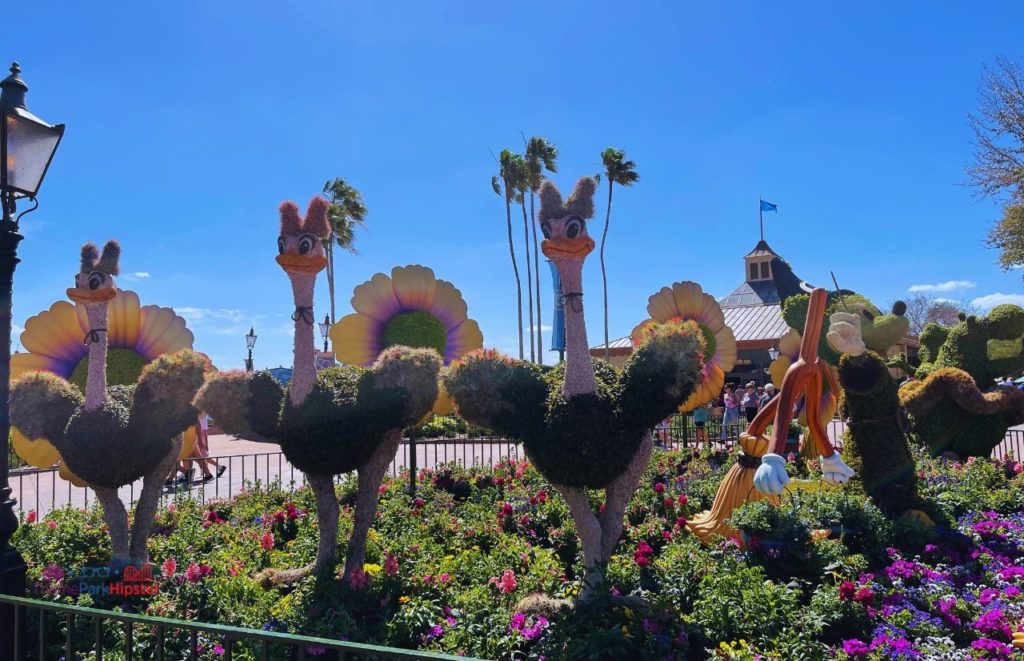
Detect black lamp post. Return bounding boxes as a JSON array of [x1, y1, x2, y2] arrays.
[[245, 326, 257, 371], [0, 61, 65, 651], [319, 314, 330, 353]]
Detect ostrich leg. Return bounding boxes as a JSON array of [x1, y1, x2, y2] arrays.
[[558, 486, 604, 601], [93, 488, 129, 563], [129, 434, 183, 564], [599, 432, 653, 561], [343, 429, 402, 580], [308, 473, 340, 576]]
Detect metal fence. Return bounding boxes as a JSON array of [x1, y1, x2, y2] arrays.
[[0, 593, 475, 660]]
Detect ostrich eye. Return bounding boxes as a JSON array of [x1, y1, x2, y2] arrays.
[[540, 223, 552, 240], [88, 272, 106, 291], [861, 308, 875, 322], [297, 234, 316, 256], [565, 217, 584, 239], [277, 236, 286, 254]]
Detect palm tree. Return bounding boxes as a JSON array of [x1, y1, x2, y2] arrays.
[[511, 157, 536, 363], [599, 148, 639, 360], [322, 178, 368, 323], [493, 149, 525, 359], [524, 137, 559, 364]]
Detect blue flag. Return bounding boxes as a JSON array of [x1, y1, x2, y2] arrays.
[[760, 200, 778, 213], [549, 260, 565, 352]]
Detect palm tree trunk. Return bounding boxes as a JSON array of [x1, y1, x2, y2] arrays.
[[505, 197, 524, 360], [601, 181, 614, 361], [531, 192, 543, 365], [521, 201, 535, 363], [327, 240, 336, 323]]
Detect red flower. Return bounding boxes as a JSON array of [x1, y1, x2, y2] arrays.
[[677, 495, 688, 506], [853, 587, 875, 605], [383, 553, 399, 576], [260, 531, 275, 551], [25, 510, 36, 524], [838, 580, 856, 601], [633, 541, 655, 566], [653, 482, 665, 494]]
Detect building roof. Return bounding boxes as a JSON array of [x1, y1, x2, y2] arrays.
[[723, 304, 790, 343], [744, 239, 778, 258], [590, 336, 633, 351]]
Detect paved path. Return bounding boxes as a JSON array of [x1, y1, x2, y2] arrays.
[[10, 434, 522, 517]]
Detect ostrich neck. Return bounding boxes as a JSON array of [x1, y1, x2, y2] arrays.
[[84, 303, 109, 412], [288, 273, 317, 406], [556, 259, 597, 397]]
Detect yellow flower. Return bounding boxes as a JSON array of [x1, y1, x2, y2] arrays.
[[399, 595, 410, 605], [363, 563, 382, 577], [631, 281, 737, 412], [330, 265, 483, 414]]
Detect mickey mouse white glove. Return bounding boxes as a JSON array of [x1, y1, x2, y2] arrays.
[[821, 451, 855, 484], [753, 453, 790, 494]]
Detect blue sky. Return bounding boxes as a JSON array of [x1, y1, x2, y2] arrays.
[[5, 1, 1024, 370]]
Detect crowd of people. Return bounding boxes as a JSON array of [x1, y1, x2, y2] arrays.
[[654, 381, 779, 447]]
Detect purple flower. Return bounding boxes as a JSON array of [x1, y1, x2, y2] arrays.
[[975, 608, 1012, 639], [970, 637, 1013, 658], [841, 639, 870, 658], [510, 613, 526, 631]]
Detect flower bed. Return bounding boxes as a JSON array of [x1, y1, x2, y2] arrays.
[[13, 448, 1024, 659]]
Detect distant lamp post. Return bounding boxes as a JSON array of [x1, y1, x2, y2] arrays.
[[319, 314, 330, 352], [0, 61, 65, 648], [245, 326, 257, 371], [768, 345, 780, 361]]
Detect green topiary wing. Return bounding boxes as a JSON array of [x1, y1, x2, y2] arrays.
[[193, 369, 284, 441], [127, 349, 208, 445], [442, 349, 548, 440], [10, 371, 83, 444]]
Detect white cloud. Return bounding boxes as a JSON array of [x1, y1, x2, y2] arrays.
[[175, 307, 249, 324], [908, 280, 977, 293], [122, 272, 151, 282], [971, 293, 1024, 310]]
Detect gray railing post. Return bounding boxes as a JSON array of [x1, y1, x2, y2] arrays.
[[408, 432, 417, 495]]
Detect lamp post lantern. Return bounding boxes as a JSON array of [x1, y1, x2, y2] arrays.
[[319, 314, 330, 353], [0, 61, 65, 653], [245, 326, 257, 371], [768, 345, 780, 361]]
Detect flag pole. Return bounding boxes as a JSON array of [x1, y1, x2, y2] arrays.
[[759, 198, 764, 241]]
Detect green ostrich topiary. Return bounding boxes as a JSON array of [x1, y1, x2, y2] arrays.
[[902, 304, 1024, 458], [837, 352, 923, 516], [444, 178, 704, 600], [194, 199, 441, 581], [9, 242, 208, 565]]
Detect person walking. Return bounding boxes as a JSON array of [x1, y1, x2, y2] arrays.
[[692, 402, 709, 447], [720, 385, 740, 441], [759, 383, 776, 409]]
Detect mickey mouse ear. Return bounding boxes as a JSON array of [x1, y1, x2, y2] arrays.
[[799, 281, 816, 293]]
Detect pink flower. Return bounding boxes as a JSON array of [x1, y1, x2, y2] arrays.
[[413, 498, 425, 509], [185, 563, 203, 583], [161, 558, 177, 577], [40, 564, 64, 582], [348, 568, 370, 590], [384, 553, 399, 576], [663, 497, 674, 508], [838, 580, 855, 601], [25, 510, 36, 524], [633, 541, 654, 567], [46, 520, 57, 530], [260, 531, 275, 551], [213, 644, 225, 656], [653, 482, 665, 494], [439, 572, 451, 583], [536, 490, 548, 504], [495, 569, 517, 593]]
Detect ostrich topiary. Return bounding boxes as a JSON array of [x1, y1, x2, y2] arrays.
[[10, 241, 207, 565], [444, 177, 705, 600], [195, 198, 439, 580]]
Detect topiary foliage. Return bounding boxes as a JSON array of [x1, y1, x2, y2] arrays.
[[837, 352, 921, 516], [619, 319, 704, 433], [784, 292, 909, 365], [900, 366, 1024, 458], [70, 348, 148, 393], [445, 323, 703, 490], [127, 349, 208, 444], [919, 304, 1024, 390], [194, 370, 255, 437], [10, 372, 83, 443], [381, 311, 447, 357], [279, 366, 408, 476], [363, 346, 442, 427], [443, 349, 548, 440]]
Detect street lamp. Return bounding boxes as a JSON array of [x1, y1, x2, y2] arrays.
[[768, 345, 780, 361], [319, 314, 330, 353], [245, 326, 257, 371], [0, 61, 65, 644]]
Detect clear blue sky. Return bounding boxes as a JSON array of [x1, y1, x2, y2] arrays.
[[5, 1, 1024, 370]]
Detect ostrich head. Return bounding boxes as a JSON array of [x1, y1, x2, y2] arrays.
[[276, 197, 331, 276], [68, 241, 119, 305], [539, 177, 597, 262]]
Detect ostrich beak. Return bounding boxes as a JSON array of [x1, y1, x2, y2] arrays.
[[276, 253, 328, 275], [67, 287, 117, 304], [542, 236, 595, 260]]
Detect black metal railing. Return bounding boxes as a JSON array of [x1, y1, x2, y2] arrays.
[[1, 593, 475, 660]]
